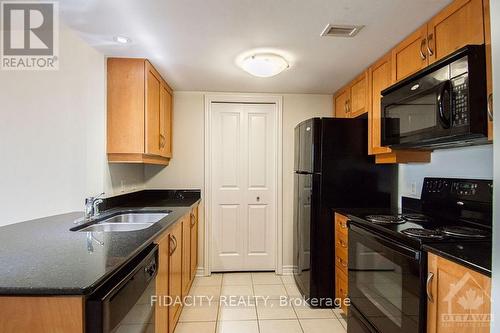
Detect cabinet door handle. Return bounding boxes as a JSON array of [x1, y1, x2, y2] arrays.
[[426, 272, 434, 302], [419, 39, 427, 60], [159, 134, 166, 149], [488, 93, 494, 121], [426, 33, 434, 57], [190, 213, 196, 227], [169, 235, 177, 255]]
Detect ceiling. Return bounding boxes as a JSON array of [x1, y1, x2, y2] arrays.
[[59, 0, 452, 94]]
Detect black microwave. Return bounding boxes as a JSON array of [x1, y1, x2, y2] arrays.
[[381, 45, 488, 149]]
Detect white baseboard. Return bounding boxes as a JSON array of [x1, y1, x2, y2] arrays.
[[195, 267, 206, 277], [281, 265, 295, 275]]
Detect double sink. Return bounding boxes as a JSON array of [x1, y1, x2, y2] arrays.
[[71, 210, 171, 232]]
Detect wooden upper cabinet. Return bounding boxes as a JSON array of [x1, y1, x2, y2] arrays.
[[349, 71, 368, 118], [334, 89, 349, 118], [427, 0, 484, 64], [146, 62, 162, 157], [334, 72, 368, 119], [160, 85, 173, 158], [107, 58, 173, 165], [368, 54, 393, 155], [427, 253, 491, 333], [392, 25, 428, 82]]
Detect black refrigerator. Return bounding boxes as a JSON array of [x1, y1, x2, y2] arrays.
[[293, 117, 398, 307]]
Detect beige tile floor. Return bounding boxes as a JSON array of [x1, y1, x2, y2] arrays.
[[175, 272, 347, 333]]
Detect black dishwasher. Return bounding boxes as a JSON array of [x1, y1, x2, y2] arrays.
[[86, 244, 158, 333]]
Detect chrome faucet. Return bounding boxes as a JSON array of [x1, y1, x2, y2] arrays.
[[84, 193, 105, 220]]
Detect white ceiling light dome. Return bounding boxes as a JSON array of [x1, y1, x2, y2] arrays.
[[238, 53, 289, 78], [113, 35, 131, 44]]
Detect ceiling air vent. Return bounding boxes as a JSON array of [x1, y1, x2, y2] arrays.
[[320, 24, 364, 37]]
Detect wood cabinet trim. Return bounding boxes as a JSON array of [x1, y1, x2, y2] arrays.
[[107, 153, 170, 165]]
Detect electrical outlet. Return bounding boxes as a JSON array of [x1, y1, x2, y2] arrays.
[[410, 182, 417, 195]]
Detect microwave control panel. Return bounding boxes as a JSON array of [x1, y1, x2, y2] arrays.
[[451, 75, 469, 127]]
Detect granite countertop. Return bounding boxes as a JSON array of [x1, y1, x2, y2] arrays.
[[0, 190, 200, 296], [423, 242, 492, 277]]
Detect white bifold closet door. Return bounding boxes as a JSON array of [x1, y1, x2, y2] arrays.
[[211, 103, 276, 271]]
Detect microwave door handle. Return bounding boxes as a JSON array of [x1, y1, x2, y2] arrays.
[[437, 80, 452, 129]]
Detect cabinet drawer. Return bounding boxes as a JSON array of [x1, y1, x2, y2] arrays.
[[336, 270, 349, 315], [335, 213, 349, 236], [335, 253, 348, 276], [335, 230, 348, 252]]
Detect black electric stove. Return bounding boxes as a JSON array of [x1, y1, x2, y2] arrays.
[[346, 177, 492, 333]]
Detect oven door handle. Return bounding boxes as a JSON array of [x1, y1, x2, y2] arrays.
[[350, 224, 420, 261]]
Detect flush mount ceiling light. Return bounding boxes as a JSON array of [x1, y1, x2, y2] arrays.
[[238, 53, 289, 78], [113, 35, 131, 44]]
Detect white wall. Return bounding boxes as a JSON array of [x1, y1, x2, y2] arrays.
[[0, 24, 144, 226], [490, 0, 500, 329], [144, 92, 333, 269], [399, 145, 493, 200]]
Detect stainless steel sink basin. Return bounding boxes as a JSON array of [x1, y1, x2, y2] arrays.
[[100, 212, 169, 224], [80, 223, 155, 232], [74, 210, 171, 232]]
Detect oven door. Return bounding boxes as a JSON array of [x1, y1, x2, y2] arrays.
[[381, 65, 455, 147], [348, 224, 423, 333]]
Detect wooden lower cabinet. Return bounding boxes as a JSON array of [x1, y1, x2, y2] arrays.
[[155, 204, 199, 333], [168, 220, 183, 333], [190, 206, 199, 281], [427, 253, 491, 333], [155, 230, 170, 333], [334, 213, 349, 315], [181, 213, 192, 297], [0, 296, 84, 333]]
